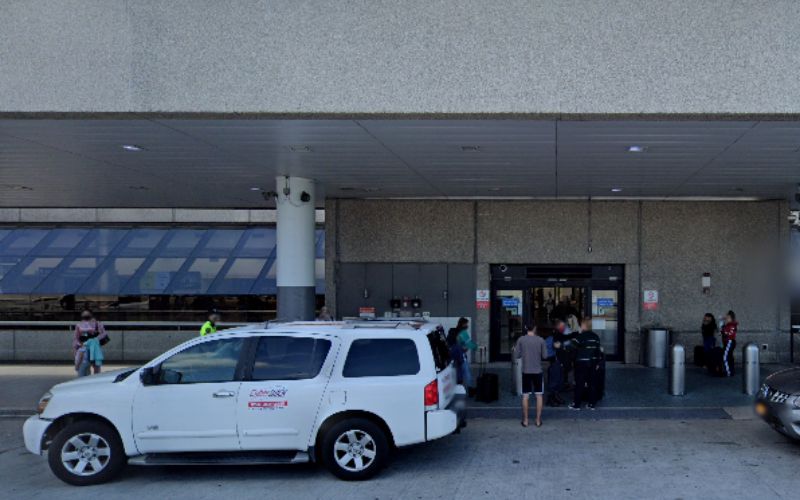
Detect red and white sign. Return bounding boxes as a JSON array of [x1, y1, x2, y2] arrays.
[[476, 289, 490, 310], [358, 307, 376, 318], [643, 290, 659, 310]]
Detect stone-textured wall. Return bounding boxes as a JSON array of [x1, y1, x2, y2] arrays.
[[336, 200, 474, 263], [2, 1, 799, 114], [330, 199, 791, 363]]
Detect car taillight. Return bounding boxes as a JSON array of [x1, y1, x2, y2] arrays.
[[424, 379, 439, 410]]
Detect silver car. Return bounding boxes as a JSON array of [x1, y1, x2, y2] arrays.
[[755, 367, 800, 441]]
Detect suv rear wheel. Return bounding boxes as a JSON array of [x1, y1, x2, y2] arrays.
[[47, 420, 125, 486], [321, 418, 388, 480]]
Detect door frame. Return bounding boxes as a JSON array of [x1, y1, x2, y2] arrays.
[[489, 265, 625, 362]]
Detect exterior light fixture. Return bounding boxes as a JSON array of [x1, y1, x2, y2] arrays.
[[461, 145, 481, 152], [488, 187, 502, 192], [250, 187, 262, 191], [121, 144, 144, 152], [288, 145, 313, 153], [627, 145, 646, 153], [611, 188, 623, 192]]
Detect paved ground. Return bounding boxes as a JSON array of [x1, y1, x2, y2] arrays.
[[2, 416, 799, 499]]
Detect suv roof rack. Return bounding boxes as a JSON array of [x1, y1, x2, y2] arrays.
[[342, 318, 429, 329]]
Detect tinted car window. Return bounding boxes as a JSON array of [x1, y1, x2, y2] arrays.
[[252, 336, 331, 380], [159, 338, 244, 384], [343, 339, 420, 377]]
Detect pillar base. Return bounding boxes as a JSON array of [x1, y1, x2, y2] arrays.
[[277, 286, 316, 321]]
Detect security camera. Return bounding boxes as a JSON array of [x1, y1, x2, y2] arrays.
[[300, 191, 311, 203]]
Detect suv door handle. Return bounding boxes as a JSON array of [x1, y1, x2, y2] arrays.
[[212, 390, 236, 398]]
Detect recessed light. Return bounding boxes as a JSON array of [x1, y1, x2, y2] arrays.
[[488, 187, 502, 192], [461, 145, 481, 152], [627, 145, 646, 153], [122, 144, 144, 152], [250, 187, 262, 191], [611, 188, 623, 192], [288, 145, 313, 153], [363, 187, 381, 193], [128, 185, 149, 191]]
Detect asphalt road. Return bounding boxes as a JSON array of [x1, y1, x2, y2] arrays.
[[2, 415, 799, 500]]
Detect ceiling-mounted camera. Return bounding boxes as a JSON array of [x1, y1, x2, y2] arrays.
[[300, 191, 311, 203]]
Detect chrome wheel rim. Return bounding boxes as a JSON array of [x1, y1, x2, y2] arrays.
[[60, 432, 111, 476], [333, 429, 376, 472]]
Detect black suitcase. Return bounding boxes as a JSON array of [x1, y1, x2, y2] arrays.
[[476, 373, 499, 403], [707, 346, 724, 377], [474, 346, 499, 403], [694, 346, 705, 367]]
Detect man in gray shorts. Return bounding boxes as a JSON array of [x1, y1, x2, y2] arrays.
[[514, 325, 547, 427]]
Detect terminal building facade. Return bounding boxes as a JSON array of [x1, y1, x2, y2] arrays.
[[0, 1, 798, 363]]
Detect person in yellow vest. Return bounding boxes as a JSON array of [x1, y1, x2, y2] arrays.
[[200, 309, 220, 336]]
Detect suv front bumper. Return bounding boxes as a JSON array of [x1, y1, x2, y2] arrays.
[[23, 415, 52, 455]]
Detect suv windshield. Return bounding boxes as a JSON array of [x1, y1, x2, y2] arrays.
[[427, 330, 452, 372]]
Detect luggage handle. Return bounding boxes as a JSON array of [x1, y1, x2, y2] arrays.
[[477, 345, 488, 375]]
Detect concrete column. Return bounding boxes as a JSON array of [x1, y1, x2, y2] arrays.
[[276, 176, 316, 321]]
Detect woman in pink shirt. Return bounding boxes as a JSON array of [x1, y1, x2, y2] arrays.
[[72, 308, 108, 374]]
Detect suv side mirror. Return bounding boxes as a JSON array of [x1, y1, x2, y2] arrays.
[[140, 366, 159, 386]]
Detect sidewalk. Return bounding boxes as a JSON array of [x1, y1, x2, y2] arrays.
[[0, 362, 789, 419]]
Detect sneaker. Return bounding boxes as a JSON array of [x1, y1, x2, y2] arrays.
[[568, 403, 581, 410], [587, 404, 596, 410]]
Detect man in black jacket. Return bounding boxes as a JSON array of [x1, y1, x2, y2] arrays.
[[567, 317, 603, 410]]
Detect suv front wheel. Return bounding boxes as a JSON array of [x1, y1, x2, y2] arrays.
[[321, 418, 388, 480], [47, 420, 126, 486]]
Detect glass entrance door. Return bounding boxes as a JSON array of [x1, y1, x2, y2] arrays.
[[491, 289, 525, 359], [591, 289, 621, 358]]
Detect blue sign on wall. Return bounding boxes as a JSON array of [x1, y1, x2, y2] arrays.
[[597, 298, 615, 307], [501, 298, 519, 308]]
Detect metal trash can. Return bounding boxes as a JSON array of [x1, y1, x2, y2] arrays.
[[743, 342, 760, 395], [512, 356, 522, 396], [647, 328, 669, 368], [669, 344, 685, 396]]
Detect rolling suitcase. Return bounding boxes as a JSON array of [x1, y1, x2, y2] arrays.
[[693, 346, 705, 367], [475, 346, 499, 403], [707, 346, 724, 377]]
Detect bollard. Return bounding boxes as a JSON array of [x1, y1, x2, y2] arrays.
[[512, 356, 522, 396], [743, 342, 760, 395], [669, 344, 685, 396], [648, 329, 669, 368]]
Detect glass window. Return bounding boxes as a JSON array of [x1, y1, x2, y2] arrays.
[[116, 229, 167, 256], [35, 257, 100, 294], [198, 229, 244, 256], [210, 258, 267, 294], [343, 339, 420, 377], [77, 229, 128, 256], [170, 257, 225, 294], [0, 256, 22, 281], [123, 257, 185, 294], [427, 331, 452, 372], [0, 229, 48, 256], [162, 229, 206, 256], [159, 338, 245, 384], [237, 228, 276, 257], [251, 336, 331, 380], [0, 257, 62, 293], [38, 228, 90, 256], [79, 257, 145, 294]]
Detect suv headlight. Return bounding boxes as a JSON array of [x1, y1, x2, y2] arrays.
[[36, 391, 53, 415]]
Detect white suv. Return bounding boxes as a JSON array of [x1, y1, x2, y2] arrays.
[[23, 320, 466, 485]]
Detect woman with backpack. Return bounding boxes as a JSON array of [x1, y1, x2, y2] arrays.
[[454, 317, 477, 391]]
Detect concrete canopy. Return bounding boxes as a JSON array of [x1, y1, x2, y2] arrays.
[[0, 118, 798, 208]]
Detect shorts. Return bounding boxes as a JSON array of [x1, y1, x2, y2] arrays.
[[522, 373, 544, 395]]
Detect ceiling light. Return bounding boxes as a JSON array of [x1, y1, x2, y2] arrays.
[[611, 188, 623, 192], [0, 183, 33, 191], [488, 187, 502, 192], [363, 187, 381, 193], [288, 145, 313, 153], [122, 144, 144, 152], [339, 187, 357, 192], [128, 185, 149, 191], [250, 187, 262, 191], [461, 145, 481, 152], [627, 145, 646, 153]]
